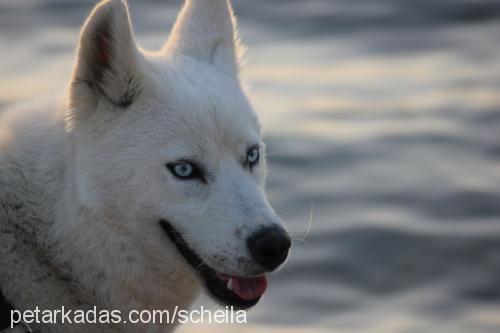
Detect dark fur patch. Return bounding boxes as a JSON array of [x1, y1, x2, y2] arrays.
[[115, 72, 141, 108], [0, 289, 14, 330]]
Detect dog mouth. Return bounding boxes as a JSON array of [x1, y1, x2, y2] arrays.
[[159, 220, 267, 309]]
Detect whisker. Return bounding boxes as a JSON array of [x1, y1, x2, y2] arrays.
[[289, 196, 315, 243], [264, 149, 287, 157]]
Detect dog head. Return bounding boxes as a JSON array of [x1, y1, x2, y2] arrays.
[[66, 0, 290, 309]]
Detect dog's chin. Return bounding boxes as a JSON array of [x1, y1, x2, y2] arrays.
[[159, 220, 267, 310]]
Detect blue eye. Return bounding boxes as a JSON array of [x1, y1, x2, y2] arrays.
[[172, 163, 193, 178], [247, 147, 259, 166], [166, 161, 206, 182]]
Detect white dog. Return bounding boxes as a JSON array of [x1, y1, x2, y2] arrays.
[[0, 0, 290, 332]]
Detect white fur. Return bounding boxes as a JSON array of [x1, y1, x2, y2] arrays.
[[0, 1, 286, 332]]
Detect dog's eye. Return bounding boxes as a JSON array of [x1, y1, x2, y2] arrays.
[[247, 147, 260, 167], [167, 161, 205, 182], [173, 163, 193, 177]]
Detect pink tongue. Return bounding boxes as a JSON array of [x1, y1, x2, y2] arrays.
[[232, 276, 268, 300]]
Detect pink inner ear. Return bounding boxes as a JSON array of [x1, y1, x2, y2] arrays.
[[94, 22, 112, 67], [97, 45, 109, 66]]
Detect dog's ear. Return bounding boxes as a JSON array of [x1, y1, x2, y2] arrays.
[[163, 0, 243, 76], [69, 0, 142, 111]]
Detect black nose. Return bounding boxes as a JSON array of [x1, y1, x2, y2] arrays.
[[247, 226, 291, 271]]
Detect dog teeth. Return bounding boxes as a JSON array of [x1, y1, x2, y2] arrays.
[[226, 278, 233, 291]]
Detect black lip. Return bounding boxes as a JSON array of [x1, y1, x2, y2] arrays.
[[159, 220, 261, 309]]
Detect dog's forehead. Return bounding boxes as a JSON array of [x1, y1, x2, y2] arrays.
[[143, 57, 262, 150]]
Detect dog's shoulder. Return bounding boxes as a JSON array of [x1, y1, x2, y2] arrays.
[[0, 99, 72, 323]]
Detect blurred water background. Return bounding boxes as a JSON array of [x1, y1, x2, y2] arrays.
[[1, 0, 500, 332]]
